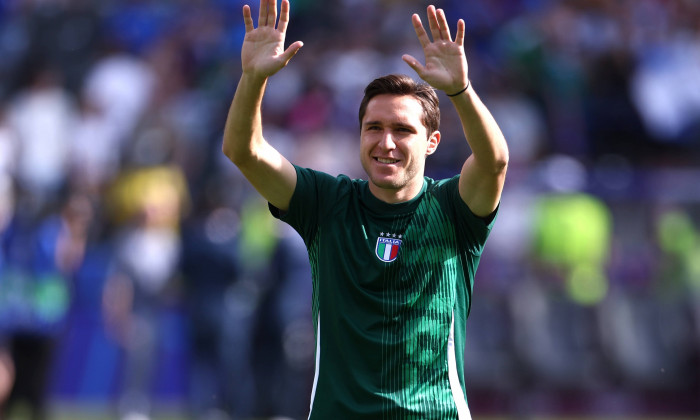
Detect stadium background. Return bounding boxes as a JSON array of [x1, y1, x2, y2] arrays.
[[0, 0, 698, 419]]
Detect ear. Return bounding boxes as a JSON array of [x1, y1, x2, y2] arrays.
[[426, 131, 441, 156]]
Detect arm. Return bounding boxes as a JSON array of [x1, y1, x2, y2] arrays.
[[402, 6, 508, 217], [222, 0, 303, 211]]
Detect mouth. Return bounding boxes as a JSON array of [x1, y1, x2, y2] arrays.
[[374, 157, 400, 164]]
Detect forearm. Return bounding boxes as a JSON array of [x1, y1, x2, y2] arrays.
[[450, 84, 508, 216], [451, 85, 509, 174], [221, 71, 297, 210], [222, 72, 268, 166]]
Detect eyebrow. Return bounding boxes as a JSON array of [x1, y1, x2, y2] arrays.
[[363, 120, 418, 131]]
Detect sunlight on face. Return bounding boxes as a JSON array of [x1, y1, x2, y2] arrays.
[[360, 94, 439, 203]]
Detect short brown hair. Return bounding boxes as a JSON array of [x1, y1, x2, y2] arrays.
[[358, 74, 440, 135]]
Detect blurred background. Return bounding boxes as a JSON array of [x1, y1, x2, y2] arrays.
[[0, 0, 698, 419]]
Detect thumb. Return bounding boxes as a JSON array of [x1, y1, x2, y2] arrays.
[[281, 41, 304, 66], [402, 54, 425, 77]]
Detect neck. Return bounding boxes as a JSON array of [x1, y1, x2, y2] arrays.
[[368, 179, 424, 204]]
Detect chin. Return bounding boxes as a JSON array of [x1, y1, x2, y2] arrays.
[[369, 175, 404, 190]]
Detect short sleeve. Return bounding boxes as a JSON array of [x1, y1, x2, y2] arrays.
[[269, 165, 351, 244], [432, 175, 498, 256]]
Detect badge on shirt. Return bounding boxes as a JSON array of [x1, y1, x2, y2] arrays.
[[375, 232, 402, 262]]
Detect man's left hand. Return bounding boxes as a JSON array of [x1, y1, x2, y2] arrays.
[[403, 5, 469, 96]]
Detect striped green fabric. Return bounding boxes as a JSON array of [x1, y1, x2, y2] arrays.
[[271, 166, 496, 420]]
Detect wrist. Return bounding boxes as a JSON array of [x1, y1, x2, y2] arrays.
[[240, 70, 268, 87], [446, 80, 471, 97]]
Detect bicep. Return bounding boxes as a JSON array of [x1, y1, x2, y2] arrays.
[[458, 154, 506, 217], [237, 141, 297, 211]]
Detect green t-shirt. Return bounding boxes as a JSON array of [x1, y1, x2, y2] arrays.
[[270, 166, 497, 420]]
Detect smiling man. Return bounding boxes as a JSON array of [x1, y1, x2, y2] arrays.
[[222, 0, 508, 418], [359, 85, 441, 204]]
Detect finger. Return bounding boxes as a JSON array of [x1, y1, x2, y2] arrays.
[[267, 0, 277, 28], [258, 0, 267, 27], [280, 40, 304, 66], [436, 8, 452, 42], [402, 54, 425, 77], [278, 0, 290, 33], [427, 5, 441, 41], [243, 4, 254, 32], [455, 19, 465, 47], [411, 14, 431, 49]]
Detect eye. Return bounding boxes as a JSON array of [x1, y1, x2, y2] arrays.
[[366, 125, 381, 131], [395, 126, 415, 134]]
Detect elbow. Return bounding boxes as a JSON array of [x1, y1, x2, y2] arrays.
[[222, 128, 262, 167], [221, 141, 236, 163], [222, 138, 261, 172], [491, 149, 509, 176], [496, 153, 509, 175], [222, 140, 247, 167]]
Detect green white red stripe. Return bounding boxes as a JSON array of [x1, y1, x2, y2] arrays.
[[376, 237, 401, 262]]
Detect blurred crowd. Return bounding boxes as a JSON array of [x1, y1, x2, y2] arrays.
[[0, 0, 699, 419]]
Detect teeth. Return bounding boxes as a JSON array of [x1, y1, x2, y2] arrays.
[[377, 158, 398, 164]]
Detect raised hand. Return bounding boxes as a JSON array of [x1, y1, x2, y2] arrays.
[[402, 5, 469, 96], [241, 0, 303, 81]]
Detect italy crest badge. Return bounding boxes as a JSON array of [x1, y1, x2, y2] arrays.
[[375, 233, 402, 262]]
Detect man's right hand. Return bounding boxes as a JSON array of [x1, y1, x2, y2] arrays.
[[241, 0, 303, 82]]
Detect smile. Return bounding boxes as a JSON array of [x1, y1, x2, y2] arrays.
[[375, 157, 400, 164]]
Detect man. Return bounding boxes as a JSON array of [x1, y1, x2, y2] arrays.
[[222, 0, 508, 418]]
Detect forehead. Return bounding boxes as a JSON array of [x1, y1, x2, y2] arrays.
[[363, 94, 424, 126]]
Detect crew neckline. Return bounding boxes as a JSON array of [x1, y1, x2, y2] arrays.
[[360, 178, 428, 213]]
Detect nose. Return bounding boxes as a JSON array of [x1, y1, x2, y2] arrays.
[[379, 130, 396, 149]]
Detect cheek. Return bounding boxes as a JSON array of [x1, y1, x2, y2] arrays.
[[360, 136, 378, 153], [359, 141, 370, 157], [405, 142, 427, 159]]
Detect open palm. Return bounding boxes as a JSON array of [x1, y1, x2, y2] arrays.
[[403, 6, 469, 95], [241, 0, 303, 80]]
